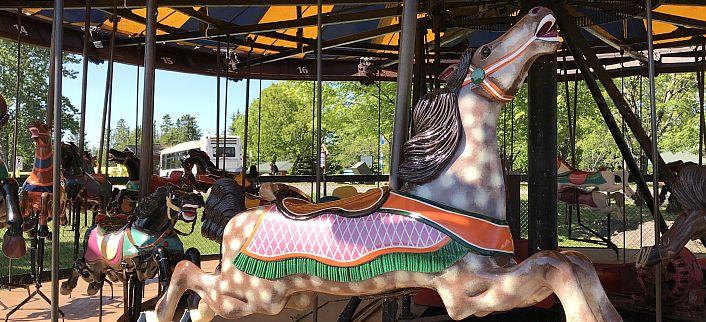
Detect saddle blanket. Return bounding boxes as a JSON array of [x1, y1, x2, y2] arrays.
[[235, 191, 513, 281]]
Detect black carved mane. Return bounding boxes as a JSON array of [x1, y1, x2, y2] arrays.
[[398, 49, 473, 184], [671, 164, 706, 213]]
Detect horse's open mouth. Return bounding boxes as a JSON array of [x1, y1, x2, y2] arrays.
[[536, 15, 561, 42], [29, 127, 41, 138], [180, 204, 199, 221]]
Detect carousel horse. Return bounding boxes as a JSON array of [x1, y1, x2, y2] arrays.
[[0, 165, 24, 259], [558, 187, 625, 215], [144, 8, 621, 322], [61, 142, 113, 217], [107, 148, 183, 194], [20, 121, 65, 238], [0, 94, 24, 259], [557, 158, 635, 196], [181, 149, 252, 192], [61, 184, 204, 319], [181, 149, 268, 208], [637, 164, 706, 267]]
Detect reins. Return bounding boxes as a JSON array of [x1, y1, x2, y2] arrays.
[[126, 195, 196, 249]]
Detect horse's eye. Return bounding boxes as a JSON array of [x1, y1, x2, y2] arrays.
[[481, 47, 492, 58]]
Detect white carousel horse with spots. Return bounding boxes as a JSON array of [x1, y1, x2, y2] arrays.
[[557, 158, 635, 196], [141, 7, 621, 322]]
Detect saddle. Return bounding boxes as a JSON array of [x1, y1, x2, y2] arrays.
[[277, 187, 389, 218]]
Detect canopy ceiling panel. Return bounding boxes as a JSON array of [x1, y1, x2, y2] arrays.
[[0, 0, 704, 80]]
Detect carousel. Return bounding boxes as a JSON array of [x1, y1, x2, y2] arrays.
[[0, 0, 705, 321]]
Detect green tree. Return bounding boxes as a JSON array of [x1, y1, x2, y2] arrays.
[[175, 114, 201, 142], [111, 118, 131, 150], [159, 114, 175, 146], [0, 39, 80, 170], [230, 81, 394, 174]]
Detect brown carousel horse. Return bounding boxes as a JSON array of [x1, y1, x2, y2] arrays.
[[142, 8, 620, 322], [637, 164, 706, 267], [20, 121, 65, 238], [181, 149, 275, 208]]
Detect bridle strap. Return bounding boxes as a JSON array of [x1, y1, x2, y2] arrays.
[[463, 36, 538, 103]]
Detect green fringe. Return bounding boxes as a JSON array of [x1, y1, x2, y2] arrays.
[[233, 240, 470, 282]]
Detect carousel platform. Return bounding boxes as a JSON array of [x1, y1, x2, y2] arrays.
[[0, 259, 393, 322]]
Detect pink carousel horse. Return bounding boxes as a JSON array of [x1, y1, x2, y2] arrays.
[[142, 8, 620, 322]]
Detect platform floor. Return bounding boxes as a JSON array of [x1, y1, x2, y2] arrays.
[[0, 247, 694, 321], [0, 259, 392, 322]]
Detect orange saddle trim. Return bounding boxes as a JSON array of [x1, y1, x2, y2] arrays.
[[278, 187, 389, 217]]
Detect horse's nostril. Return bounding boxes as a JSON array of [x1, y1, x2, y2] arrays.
[[531, 7, 541, 14]]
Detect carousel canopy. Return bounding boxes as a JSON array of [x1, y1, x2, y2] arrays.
[[0, 0, 704, 81]]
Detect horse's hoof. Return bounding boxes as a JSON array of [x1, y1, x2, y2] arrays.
[[60, 281, 73, 295], [86, 282, 101, 296]]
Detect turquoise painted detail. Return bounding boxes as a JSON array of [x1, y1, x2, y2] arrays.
[[471, 68, 486, 84], [122, 227, 184, 259], [125, 181, 140, 191], [557, 173, 607, 186]]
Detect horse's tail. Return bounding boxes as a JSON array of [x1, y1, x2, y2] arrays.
[[202, 178, 245, 242]]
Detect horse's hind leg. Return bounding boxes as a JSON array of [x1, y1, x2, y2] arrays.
[[436, 251, 620, 322]]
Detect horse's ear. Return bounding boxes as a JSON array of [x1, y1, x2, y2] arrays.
[[438, 64, 458, 82]]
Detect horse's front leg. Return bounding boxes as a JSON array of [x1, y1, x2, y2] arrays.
[[638, 210, 706, 267]]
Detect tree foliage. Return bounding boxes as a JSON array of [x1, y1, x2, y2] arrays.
[[0, 39, 80, 170], [159, 113, 202, 146], [230, 81, 394, 175]]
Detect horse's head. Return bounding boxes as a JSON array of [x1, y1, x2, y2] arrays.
[[60, 142, 84, 177], [27, 121, 51, 146], [460, 6, 561, 103], [166, 186, 204, 223], [108, 148, 135, 163]]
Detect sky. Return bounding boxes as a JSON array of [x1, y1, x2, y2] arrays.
[[62, 58, 274, 149]]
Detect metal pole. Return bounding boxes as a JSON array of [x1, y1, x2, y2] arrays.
[[104, 2, 117, 178], [11, 8, 22, 175], [257, 65, 262, 173], [135, 64, 140, 151], [241, 48, 252, 193], [315, 0, 323, 202], [698, 43, 705, 166], [97, 3, 117, 173], [215, 42, 221, 168], [139, 0, 157, 200], [645, 1, 661, 320], [389, 0, 417, 190], [78, 0, 90, 164], [50, 0, 64, 320], [223, 37, 230, 170]]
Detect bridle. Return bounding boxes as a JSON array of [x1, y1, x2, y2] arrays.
[[462, 35, 540, 103]]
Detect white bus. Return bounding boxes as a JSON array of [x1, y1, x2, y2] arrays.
[[159, 136, 243, 177]]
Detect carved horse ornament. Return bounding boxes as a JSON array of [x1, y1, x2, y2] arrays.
[[61, 142, 113, 216], [20, 121, 65, 238], [637, 164, 706, 268], [142, 8, 621, 322], [61, 185, 204, 297], [557, 158, 635, 197], [108, 148, 183, 193]]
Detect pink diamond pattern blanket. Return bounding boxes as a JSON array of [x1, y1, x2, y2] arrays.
[[233, 192, 513, 282]]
